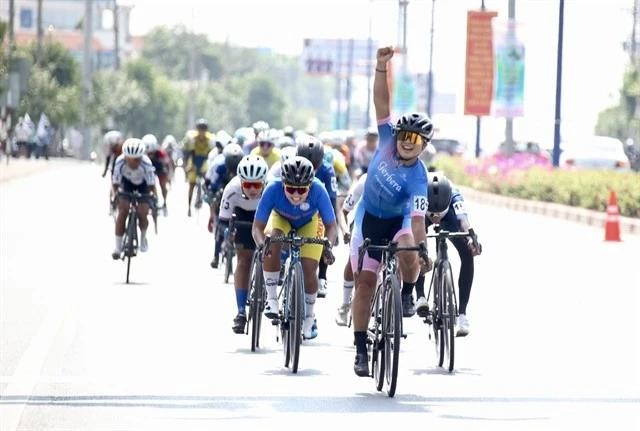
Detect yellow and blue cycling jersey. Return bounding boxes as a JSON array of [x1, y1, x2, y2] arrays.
[[255, 177, 336, 229], [250, 147, 281, 168], [183, 130, 214, 182]]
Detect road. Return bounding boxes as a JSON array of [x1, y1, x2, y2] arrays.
[[1, 162, 639, 430]]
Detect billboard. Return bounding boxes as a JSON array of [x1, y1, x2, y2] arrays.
[[302, 38, 378, 76], [464, 10, 498, 116], [493, 19, 525, 118]]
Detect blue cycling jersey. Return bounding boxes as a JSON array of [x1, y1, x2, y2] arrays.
[[255, 177, 336, 229], [315, 161, 337, 201], [361, 120, 429, 218]]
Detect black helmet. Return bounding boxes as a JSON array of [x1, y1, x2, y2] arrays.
[[395, 112, 434, 141], [296, 136, 325, 169], [281, 156, 315, 186], [196, 118, 208, 130], [223, 143, 244, 176], [427, 172, 452, 214]]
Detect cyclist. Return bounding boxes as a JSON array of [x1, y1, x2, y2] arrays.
[[142, 134, 171, 214], [252, 156, 338, 340], [414, 172, 482, 337], [296, 135, 339, 298], [266, 146, 297, 182], [206, 143, 244, 267], [182, 118, 214, 216], [111, 138, 156, 259], [335, 172, 367, 326], [218, 155, 270, 334], [102, 130, 124, 178], [251, 129, 281, 168], [354, 127, 379, 174], [350, 46, 433, 377], [161, 135, 178, 180]]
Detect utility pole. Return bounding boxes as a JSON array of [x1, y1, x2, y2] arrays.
[[187, 8, 196, 129], [81, 0, 93, 160], [113, 0, 120, 69], [552, 0, 565, 167], [399, 0, 409, 73], [335, 39, 343, 129], [365, 6, 373, 128], [36, 0, 43, 66], [345, 39, 354, 129], [426, 0, 435, 117], [504, 0, 516, 154]]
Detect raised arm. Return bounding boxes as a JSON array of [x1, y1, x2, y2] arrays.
[[373, 46, 394, 121]]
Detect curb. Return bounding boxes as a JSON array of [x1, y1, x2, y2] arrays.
[[459, 185, 640, 236]]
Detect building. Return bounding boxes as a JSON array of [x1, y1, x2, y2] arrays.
[[0, 0, 134, 70]]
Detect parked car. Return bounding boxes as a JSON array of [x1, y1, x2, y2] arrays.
[[431, 138, 466, 156], [559, 136, 630, 170]]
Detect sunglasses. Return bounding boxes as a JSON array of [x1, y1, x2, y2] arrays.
[[241, 181, 264, 190], [397, 130, 424, 146], [259, 141, 274, 147], [284, 184, 310, 195]]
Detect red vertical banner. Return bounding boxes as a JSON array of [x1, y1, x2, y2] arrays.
[[464, 10, 498, 116]]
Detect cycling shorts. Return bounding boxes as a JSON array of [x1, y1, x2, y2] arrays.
[[233, 207, 256, 251], [266, 211, 324, 261]]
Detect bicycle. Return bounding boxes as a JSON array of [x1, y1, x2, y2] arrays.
[[115, 191, 152, 284], [263, 233, 331, 373], [194, 175, 205, 216], [247, 246, 265, 352], [357, 238, 427, 397], [423, 227, 480, 373], [220, 214, 253, 284]]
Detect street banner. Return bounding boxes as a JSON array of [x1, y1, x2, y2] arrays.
[[493, 19, 525, 117], [464, 10, 498, 116], [302, 38, 378, 76]]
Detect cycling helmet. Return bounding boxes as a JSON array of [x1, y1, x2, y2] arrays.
[[427, 172, 452, 215], [395, 112, 434, 141], [252, 120, 270, 134], [215, 130, 233, 147], [223, 143, 244, 174], [296, 135, 325, 168], [196, 118, 208, 130], [122, 138, 146, 158], [281, 156, 315, 186], [256, 129, 280, 146], [162, 134, 177, 149], [103, 130, 123, 145], [141, 134, 158, 152], [365, 126, 379, 138], [237, 155, 269, 182], [283, 126, 294, 138], [275, 135, 295, 149], [280, 146, 297, 164]]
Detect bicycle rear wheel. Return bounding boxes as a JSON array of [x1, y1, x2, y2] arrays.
[[442, 261, 456, 372], [371, 283, 385, 391], [289, 262, 304, 373], [384, 275, 402, 397], [249, 252, 264, 352], [223, 244, 233, 284], [124, 212, 137, 284], [432, 267, 445, 367]]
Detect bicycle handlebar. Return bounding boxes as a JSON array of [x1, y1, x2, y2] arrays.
[[261, 234, 332, 260], [357, 239, 428, 274], [427, 228, 482, 254]]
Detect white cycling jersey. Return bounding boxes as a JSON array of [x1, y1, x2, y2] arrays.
[[342, 173, 367, 213], [218, 176, 260, 219], [266, 161, 282, 182], [112, 154, 156, 186], [205, 153, 225, 182]]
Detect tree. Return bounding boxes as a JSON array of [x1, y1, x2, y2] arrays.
[[18, 67, 79, 127], [246, 75, 285, 128]]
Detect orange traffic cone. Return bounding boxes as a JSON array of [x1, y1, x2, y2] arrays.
[[604, 190, 621, 242]]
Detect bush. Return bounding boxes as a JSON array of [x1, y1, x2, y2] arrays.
[[433, 156, 640, 218]]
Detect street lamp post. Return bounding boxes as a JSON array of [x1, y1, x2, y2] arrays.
[[426, 0, 435, 117], [552, 0, 565, 167]]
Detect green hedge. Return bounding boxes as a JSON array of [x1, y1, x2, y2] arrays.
[[433, 156, 640, 218]]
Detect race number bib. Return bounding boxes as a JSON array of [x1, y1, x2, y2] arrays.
[[412, 195, 428, 214], [330, 176, 338, 193], [452, 201, 467, 215]]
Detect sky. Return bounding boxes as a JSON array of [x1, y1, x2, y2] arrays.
[[126, 0, 634, 149]]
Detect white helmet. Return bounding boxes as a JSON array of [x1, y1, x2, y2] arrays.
[[103, 130, 123, 146], [222, 143, 244, 158], [141, 134, 158, 152], [237, 155, 269, 182], [280, 146, 297, 164], [162, 134, 177, 149], [252, 121, 270, 134], [122, 138, 146, 158]]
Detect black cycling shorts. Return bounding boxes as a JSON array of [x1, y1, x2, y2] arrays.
[[233, 207, 256, 251]]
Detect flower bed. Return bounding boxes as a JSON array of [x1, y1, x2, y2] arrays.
[[433, 155, 640, 218]]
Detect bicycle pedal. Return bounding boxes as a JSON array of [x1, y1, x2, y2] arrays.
[[402, 333, 408, 339]]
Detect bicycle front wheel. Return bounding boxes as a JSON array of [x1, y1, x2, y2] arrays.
[[289, 261, 304, 373], [371, 283, 385, 391], [384, 275, 402, 397], [249, 252, 264, 352], [442, 261, 456, 373], [432, 267, 445, 367]]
